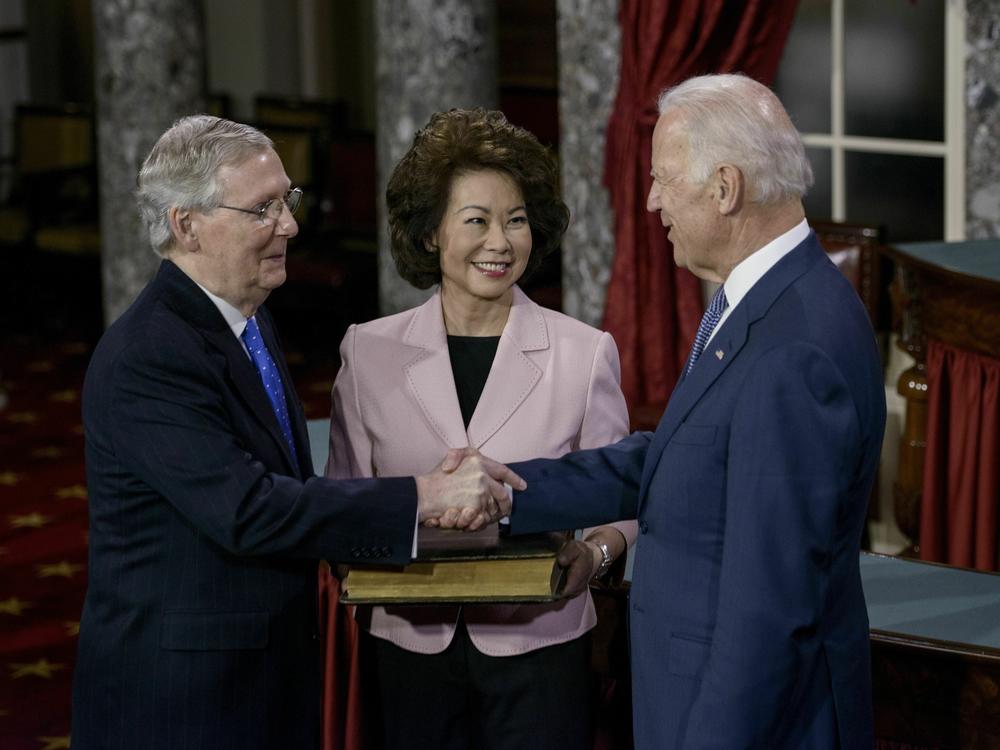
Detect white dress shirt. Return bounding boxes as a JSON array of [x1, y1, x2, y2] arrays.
[[707, 218, 810, 345]]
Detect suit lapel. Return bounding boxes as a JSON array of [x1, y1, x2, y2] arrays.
[[402, 293, 469, 449], [636, 304, 749, 505], [636, 233, 826, 507], [156, 261, 303, 476], [466, 287, 545, 449]]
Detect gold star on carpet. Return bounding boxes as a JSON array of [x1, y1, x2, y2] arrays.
[[38, 737, 71, 750], [0, 471, 21, 485], [56, 484, 87, 499], [26, 360, 54, 373], [49, 389, 78, 403], [62, 341, 88, 354], [31, 447, 64, 459], [7, 411, 38, 424], [36, 561, 84, 579], [63, 620, 80, 636], [71, 424, 84, 435], [0, 597, 32, 615], [9, 658, 64, 678], [10, 512, 51, 529], [0, 707, 8, 716]]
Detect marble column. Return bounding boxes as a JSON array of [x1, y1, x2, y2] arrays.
[[556, 0, 620, 327], [374, 0, 497, 315], [967, 0, 1000, 238], [93, 0, 205, 324]]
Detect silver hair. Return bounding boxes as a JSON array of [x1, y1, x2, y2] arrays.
[[656, 73, 813, 204], [136, 115, 273, 256]]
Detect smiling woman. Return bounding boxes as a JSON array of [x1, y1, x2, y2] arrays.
[[433, 169, 532, 335], [321, 108, 637, 750]]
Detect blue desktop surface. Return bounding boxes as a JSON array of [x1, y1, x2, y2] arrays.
[[894, 239, 1000, 284], [861, 552, 1000, 650]]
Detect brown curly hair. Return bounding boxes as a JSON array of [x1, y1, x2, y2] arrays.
[[386, 108, 569, 290]]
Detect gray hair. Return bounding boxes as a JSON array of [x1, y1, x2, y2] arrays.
[[656, 73, 813, 204], [136, 115, 273, 256]]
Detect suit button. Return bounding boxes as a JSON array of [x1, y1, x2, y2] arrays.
[[381, 546, 391, 558], [350, 547, 361, 558], [639, 521, 648, 534]]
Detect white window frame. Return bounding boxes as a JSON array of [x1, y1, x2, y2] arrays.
[[800, 0, 965, 241]]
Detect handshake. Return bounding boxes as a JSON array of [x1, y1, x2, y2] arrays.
[[414, 447, 526, 531]]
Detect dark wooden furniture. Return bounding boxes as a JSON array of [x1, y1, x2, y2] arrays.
[[812, 219, 886, 329], [880, 240, 1000, 551], [254, 95, 347, 133], [864, 552, 1000, 749], [0, 103, 99, 254]]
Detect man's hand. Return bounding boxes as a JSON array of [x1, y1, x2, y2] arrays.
[[557, 539, 602, 597], [415, 448, 525, 531]]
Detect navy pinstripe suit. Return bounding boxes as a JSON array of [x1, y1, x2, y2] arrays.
[[72, 260, 416, 749]]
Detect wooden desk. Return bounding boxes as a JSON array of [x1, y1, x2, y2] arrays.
[[864, 553, 1000, 749], [881, 240, 1000, 549]]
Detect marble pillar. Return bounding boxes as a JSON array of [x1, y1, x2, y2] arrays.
[[967, 0, 1000, 238], [374, 0, 497, 315], [556, 0, 620, 327], [93, 0, 205, 324]]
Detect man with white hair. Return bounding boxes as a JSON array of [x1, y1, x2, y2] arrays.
[[507, 74, 886, 748], [71, 115, 520, 749]]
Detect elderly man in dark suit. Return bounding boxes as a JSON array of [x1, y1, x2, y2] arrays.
[[71, 115, 519, 750], [506, 74, 886, 749]]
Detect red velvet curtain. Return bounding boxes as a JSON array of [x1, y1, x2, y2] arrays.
[[602, 0, 799, 414], [919, 340, 1000, 571]]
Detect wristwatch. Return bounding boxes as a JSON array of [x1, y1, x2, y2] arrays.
[[592, 540, 613, 580]]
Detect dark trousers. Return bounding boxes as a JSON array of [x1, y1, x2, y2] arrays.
[[366, 620, 593, 750]]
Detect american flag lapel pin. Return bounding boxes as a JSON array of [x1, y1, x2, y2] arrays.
[[715, 349, 724, 360]]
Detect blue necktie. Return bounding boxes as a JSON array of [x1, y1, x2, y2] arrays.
[[241, 317, 298, 462], [686, 286, 729, 374]]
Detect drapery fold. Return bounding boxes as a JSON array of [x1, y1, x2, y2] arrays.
[[602, 0, 799, 414], [919, 340, 1000, 571]]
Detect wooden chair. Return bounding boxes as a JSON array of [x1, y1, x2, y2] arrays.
[[205, 92, 232, 119], [1, 103, 101, 258], [0, 104, 102, 335], [0, 104, 97, 250], [810, 219, 887, 328], [254, 95, 347, 133]]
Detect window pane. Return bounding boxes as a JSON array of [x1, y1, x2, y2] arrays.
[[844, 0, 944, 141], [803, 147, 832, 220], [773, 0, 831, 134], [845, 152, 944, 243]]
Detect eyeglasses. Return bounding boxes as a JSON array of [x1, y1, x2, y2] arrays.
[[217, 187, 303, 226]]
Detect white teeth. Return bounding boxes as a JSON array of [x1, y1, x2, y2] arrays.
[[472, 262, 508, 272]]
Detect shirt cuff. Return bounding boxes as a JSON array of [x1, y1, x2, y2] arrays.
[[412, 512, 419, 558], [500, 482, 513, 525]]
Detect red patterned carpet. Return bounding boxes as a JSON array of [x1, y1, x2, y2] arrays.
[[0, 328, 338, 750]]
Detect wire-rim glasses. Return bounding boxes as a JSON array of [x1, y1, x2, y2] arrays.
[[217, 187, 303, 226]]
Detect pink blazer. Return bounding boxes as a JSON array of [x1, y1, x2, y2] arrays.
[[326, 286, 634, 656]]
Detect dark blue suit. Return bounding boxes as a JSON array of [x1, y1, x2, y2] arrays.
[[509, 233, 885, 749], [72, 260, 417, 749]]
